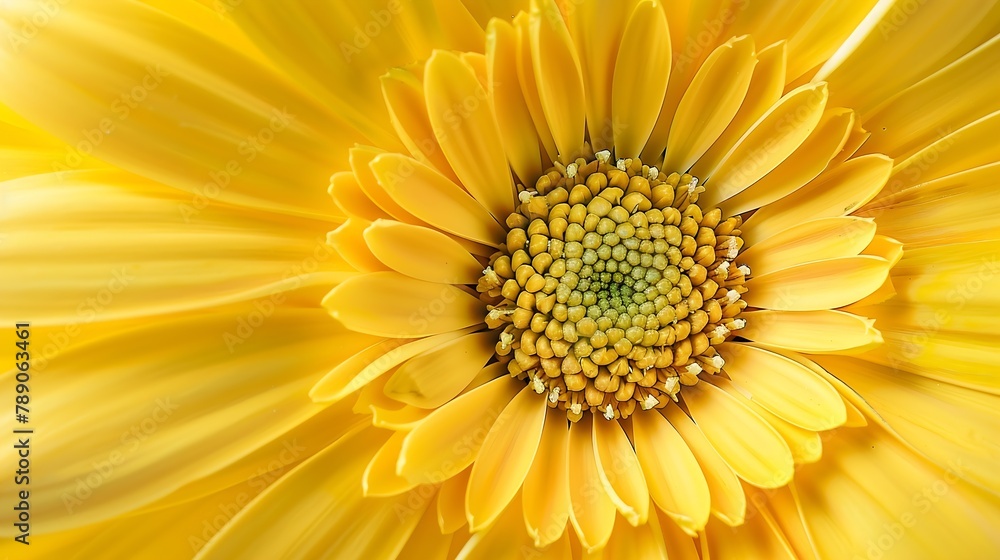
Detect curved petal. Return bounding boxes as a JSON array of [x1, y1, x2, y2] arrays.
[[593, 416, 649, 526], [739, 310, 882, 354], [743, 256, 892, 311], [322, 271, 486, 338], [364, 220, 484, 284]]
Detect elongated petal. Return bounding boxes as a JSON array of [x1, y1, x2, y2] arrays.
[[593, 416, 649, 526], [683, 381, 794, 488], [664, 35, 754, 172], [739, 310, 882, 353], [523, 409, 572, 548], [633, 409, 711, 534], [567, 419, 616, 552], [425, 50, 516, 220], [322, 271, 485, 338], [386, 331, 498, 409], [365, 220, 483, 284], [399, 376, 521, 484], [744, 256, 892, 311], [739, 217, 876, 277], [371, 153, 505, 246], [612, 0, 671, 158], [719, 344, 846, 431], [529, 0, 586, 161], [467, 385, 546, 531]]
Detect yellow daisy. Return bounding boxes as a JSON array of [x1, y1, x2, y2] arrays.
[[1, 0, 999, 558]]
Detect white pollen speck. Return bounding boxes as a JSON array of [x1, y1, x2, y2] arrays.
[[663, 377, 679, 394], [616, 158, 628, 171], [566, 162, 579, 178], [716, 261, 731, 275], [647, 167, 659, 180], [725, 289, 740, 304], [685, 363, 703, 375], [487, 307, 515, 321], [570, 402, 583, 415], [499, 331, 514, 349], [732, 318, 747, 330], [532, 376, 546, 394], [711, 355, 725, 369], [738, 264, 751, 276], [727, 237, 739, 259], [518, 190, 533, 204], [548, 386, 561, 403], [595, 150, 612, 164], [711, 325, 730, 339], [641, 394, 659, 410], [603, 404, 615, 420]]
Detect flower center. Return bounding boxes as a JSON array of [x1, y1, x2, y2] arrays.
[[479, 151, 750, 421]]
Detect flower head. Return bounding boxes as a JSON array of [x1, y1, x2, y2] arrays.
[[2, 0, 999, 558]]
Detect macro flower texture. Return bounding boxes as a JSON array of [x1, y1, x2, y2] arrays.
[[1, 0, 999, 558]]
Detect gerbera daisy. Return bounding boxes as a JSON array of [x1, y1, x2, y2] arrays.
[[1, 0, 998, 558]]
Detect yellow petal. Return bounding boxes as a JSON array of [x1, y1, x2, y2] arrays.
[[603, 510, 669, 560], [529, 0, 586, 161], [399, 376, 522, 484], [657, 506, 703, 559], [691, 41, 787, 177], [682, 380, 794, 488], [397, 502, 455, 560], [457, 493, 573, 560], [5, 303, 374, 535], [568, 0, 642, 152], [719, 343, 845, 431], [380, 67, 459, 183], [633, 408, 711, 534], [437, 467, 472, 534], [820, 356, 1000, 494], [514, 11, 558, 163], [749, 403, 824, 464], [567, 418, 617, 552], [351, 145, 421, 222], [364, 220, 483, 284], [611, 0, 671, 158], [816, 0, 1000, 117], [467, 385, 547, 531], [0, 0, 360, 219], [371, 405, 431, 431], [860, 35, 1000, 162], [859, 162, 1000, 248], [664, 35, 755, 172], [739, 216, 877, 277], [523, 409, 572, 548], [699, 82, 827, 207], [886, 110, 1000, 196], [663, 404, 746, 527], [593, 416, 650, 526], [328, 218, 388, 272], [739, 310, 882, 354], [364, 431, 417, 497], [386, 331, 498, 409], [720, 108, 855, 216], [371, 153, 506, 246], [704, 498, 797, 560], [794, 425, 1000, 559], [486, 19, 543, 184], [425, 50, 516, 221], [744, 256, 892, 311], [741, 153, 891, 245], [0, 170, 349, 326], [323, 271, 486, 338], [329, 171, 386, 221], [310, 338, 409, 404]]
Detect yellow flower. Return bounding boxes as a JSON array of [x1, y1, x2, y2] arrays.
[[1, 0, 999, 558]]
